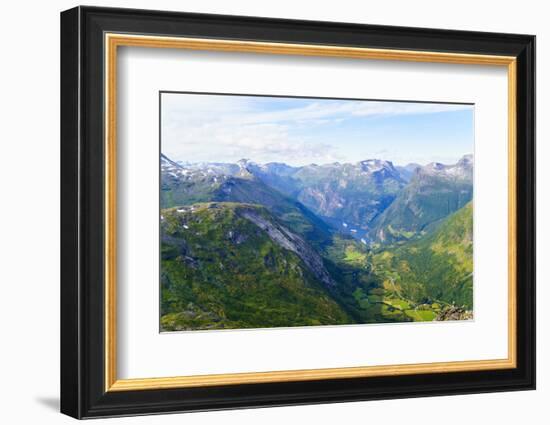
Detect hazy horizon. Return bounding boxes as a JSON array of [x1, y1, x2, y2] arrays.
[[161, 92, 474, 167], [161, 151, 473, 168]]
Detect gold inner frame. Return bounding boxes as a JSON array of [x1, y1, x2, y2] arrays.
[[104, 33, 518, 392]]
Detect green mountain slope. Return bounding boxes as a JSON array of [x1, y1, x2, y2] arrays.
[[160, 202, 352, 331], [370, 156, 473, 243], [161, 162, 334, 249], [216, 174, 334, 248], [370, 202, 474, 311]]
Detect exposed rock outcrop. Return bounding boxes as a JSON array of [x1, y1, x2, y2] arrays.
[[435, 306, 473, 321], [238, 208, 337, 289]]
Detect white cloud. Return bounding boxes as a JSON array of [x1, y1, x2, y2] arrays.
[[209, 99, 471, 126], [349, 101, 471, 117], [163, 119, 340, 165], [160, 93, 472, 165]]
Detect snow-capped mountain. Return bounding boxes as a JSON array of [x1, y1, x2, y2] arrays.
[[161, 153, 473, 243]]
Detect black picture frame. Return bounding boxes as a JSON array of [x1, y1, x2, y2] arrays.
[[61, 5, 535, 419]]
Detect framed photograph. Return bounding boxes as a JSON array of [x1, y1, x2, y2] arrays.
[[60, 6, 535, 419]]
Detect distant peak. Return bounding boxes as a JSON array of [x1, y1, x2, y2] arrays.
[[428, 162, 446, 170], [358, 159, 395, 172], [237, 158, 255, 168], [160, 153, 183, 169], [458, 154, 473, 165], [417, 155, 473, 180], [160, 153, 172, 162]]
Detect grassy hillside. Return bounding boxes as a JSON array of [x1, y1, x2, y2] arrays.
[[370, 202, 474, 311], [160, 170, 219, 207], [160, 202, 352, 331]]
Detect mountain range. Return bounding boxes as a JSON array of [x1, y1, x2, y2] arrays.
[[160, 152, 474, 330]]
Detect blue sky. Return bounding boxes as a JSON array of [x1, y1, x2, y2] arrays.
[[161, 92, 474, 166]]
